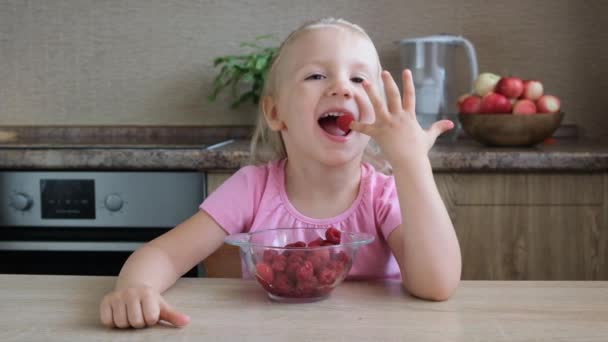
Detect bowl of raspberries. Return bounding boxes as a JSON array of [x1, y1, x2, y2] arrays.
[[225, 227, 374, 303]]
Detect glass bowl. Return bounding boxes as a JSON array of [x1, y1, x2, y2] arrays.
[[225, 227, 374, 303]]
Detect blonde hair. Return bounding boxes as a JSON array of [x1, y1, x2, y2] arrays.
[[249, 17, 391, 174]]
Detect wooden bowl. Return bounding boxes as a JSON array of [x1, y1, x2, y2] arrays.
[[458, 112, 564, 147]]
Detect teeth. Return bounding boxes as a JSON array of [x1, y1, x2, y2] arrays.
[[320, 112, 344, 118]]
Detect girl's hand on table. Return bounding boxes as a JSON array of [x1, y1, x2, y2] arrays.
[[100, 286, 190, 329]]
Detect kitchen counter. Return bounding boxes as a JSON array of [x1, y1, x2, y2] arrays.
[[2, 274, 608, 341], [1, 126, 607, 171]]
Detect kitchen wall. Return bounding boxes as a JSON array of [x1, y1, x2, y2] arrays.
[[1, 0, 606, 138]]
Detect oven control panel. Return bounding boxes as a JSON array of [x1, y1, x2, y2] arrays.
[[0, 171, 206, 227], [41, 179, 96, 219]]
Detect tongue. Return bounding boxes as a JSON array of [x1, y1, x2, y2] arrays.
[[320, 120, 346, 136]]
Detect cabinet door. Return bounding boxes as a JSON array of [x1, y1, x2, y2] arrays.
[[435, 173, 607, 280], [201, 172, 242, 278], [206, 172, 234, 196]]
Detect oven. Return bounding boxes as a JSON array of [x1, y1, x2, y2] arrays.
[[0, 171, 206, 277]]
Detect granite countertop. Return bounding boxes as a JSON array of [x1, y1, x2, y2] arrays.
[[0, 126, 607, 171]]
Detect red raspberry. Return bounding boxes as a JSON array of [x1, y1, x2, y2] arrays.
[[336, 113, 354, 132], [287, 251, 306, 265], [308, 254, 325, 271], [308, 249, 330, 271], [283, 246, 306, 257], [313, 248, 331, 261], [327, 260, 346, 276], [318, 267, 337, 285], [325, 227, 342, 244], [295, 276, 319, 297], [307, 237, 324, 247], [296, 260, 314, 282], [285, 241, 306, 248], [333, 250, 350, 264], [285, 261, 301, 281], [271, 254, 287, 272], [256, 262, 274, 284], [272, 272, 293, 296], [263, 249, 279, 263]]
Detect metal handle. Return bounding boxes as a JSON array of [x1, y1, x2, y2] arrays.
[[0, 241, 143, 252], [455, 37, 479, 91]]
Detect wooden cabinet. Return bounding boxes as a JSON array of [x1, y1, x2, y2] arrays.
[[435, 173, 608, 280], [202, 170, 608, 280], [201, 172, 242, 278]]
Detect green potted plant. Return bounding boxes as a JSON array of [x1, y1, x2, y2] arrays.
[[209, 35, 278, 109]]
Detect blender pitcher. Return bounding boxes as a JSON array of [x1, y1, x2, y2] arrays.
[[397, 34, 478, 140]]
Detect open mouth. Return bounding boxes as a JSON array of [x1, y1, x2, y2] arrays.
[[318, 112, 351, 137]]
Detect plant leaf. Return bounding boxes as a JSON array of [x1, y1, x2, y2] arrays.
[[255, 55, 269, 71], [209, 36, 279, 109], [231, 91, 254, 108], [254, 34, 274, 41]]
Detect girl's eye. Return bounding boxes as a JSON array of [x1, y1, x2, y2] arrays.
[[351, 77, 365, 84], [305, 74, 325, 81]]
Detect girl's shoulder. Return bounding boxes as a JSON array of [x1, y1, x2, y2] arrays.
[[230, 159, 285, 188], [237, 159, 284, 177], [361, 162, 395, 184], [360, 162, 397, 201]]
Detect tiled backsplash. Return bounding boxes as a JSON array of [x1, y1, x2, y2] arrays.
[[1, 0, 606, 138]]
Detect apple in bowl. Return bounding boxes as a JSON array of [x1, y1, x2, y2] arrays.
[[458, 72, 564, 146]]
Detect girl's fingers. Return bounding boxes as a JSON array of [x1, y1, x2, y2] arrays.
[[361, 80, 389, 121], [111, 299, 129, 329], [428, 120, 455, 141], [402, 69, 416, 116], [126, 298, 146, 329], [381, 71, 402, 114], [349, 120, 375, 137], [159, 298, 191, 327], [141, 293, 161, 326], [100, 297, 114, 328]]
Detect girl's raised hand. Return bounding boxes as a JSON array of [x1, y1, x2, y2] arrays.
[[351, 69, 454, 169]]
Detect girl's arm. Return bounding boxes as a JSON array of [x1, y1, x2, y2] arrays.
[[350, 69, 461, 301], [100, 210, 227, 328], [116, 210, 227, 292], [386, 158, 461, 301]]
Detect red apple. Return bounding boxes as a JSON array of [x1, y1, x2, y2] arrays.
[[536, 95, 561, 113], [480, 92, 512, 113], [521, 80, 544, 100], [512, 99, 537, 115], [458, 95, 482, 114], [495, 77, 524, 99], [457, 93, 470, 105], [473, 72, 501, 97]]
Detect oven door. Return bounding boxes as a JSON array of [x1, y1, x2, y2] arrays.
[[0, 226, 201, 276], [0, 171, 206, 277]]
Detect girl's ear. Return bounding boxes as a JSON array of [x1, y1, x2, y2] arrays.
[[262, 95, 286, 131]]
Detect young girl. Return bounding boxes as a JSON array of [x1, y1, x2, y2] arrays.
[[100, 17, 461, 329]]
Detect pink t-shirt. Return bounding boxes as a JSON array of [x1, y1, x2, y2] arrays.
[[200, 159, 402, 280]]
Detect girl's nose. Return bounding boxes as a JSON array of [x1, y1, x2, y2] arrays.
[[327, 80, 353, 98]]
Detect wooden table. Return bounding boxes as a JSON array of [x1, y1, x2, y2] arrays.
[[2, 275, 608, 341]]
